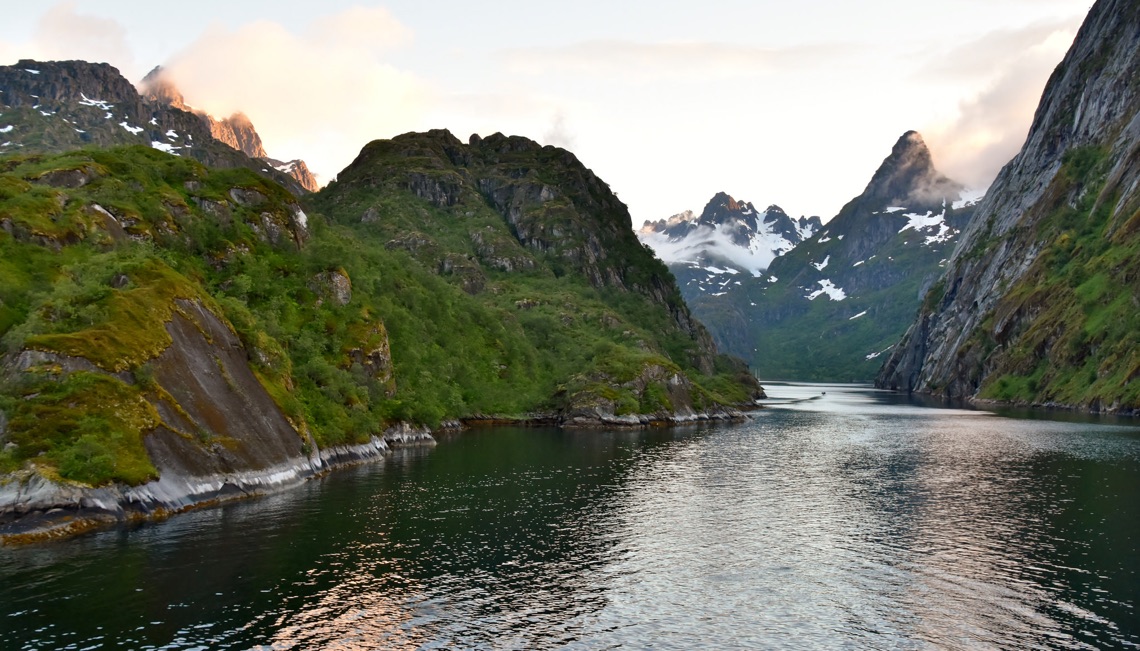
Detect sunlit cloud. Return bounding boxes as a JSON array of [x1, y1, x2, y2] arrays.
[[0, 2, 137, 77], [921, 17, 1082, 189], [162, 7, 427, 184]]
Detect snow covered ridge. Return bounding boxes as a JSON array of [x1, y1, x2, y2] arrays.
[[638, 221, 799, 274], [637, 194, 822, 275]]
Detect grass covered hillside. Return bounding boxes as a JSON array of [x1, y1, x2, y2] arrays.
[[0, 139, 760, 488]]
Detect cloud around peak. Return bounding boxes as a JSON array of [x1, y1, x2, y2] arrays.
[[921, 16, 1083, 189], [161, 7, 427, 186]]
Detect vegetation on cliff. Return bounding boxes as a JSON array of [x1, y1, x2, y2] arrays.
[[0, 138, 760, 487], [925, 146, 1140, 409]]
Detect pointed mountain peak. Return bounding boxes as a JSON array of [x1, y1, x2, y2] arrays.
[[861, 130, 962, 208], [139, 65, 187, 110], [709, 191, 742, 212], [895, 130, 928, 154]]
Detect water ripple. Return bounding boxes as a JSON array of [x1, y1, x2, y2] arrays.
[[2, 385, 1138, 649]]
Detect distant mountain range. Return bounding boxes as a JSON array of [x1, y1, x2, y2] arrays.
[[638, 194, 821, 299], [0, 60, 316, 194], [642, 131, 982, 381]]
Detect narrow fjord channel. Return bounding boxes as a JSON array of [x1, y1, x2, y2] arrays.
[[2, 384, 1138, 649]]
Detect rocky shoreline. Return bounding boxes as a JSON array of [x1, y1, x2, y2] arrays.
[[0, 422, 436, 545], [0, 406, 764, 544], [463, 402, 760, 429]]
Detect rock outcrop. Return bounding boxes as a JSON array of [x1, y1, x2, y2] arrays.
[[877, 0, 1140, 411]]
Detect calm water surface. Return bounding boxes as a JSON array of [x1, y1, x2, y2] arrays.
[[2, 383, 1139, 649]]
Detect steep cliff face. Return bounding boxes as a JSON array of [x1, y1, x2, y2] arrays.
[[207, 112, 268, 159], [678, 132, 977, 381], [267, 157, 319, 192], [878, 0, 1140, 410], [0, 60, 307, 194]]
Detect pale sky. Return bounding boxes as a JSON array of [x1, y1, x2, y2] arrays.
[[0, 1, 1090, 224]]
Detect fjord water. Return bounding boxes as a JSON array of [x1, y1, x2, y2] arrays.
[[2, 385, 1138, 649]]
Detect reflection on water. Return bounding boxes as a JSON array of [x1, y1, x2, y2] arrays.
[[2, 384, 1138, 649]]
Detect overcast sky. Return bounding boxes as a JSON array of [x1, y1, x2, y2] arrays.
[[0, 1, 1091, 224]]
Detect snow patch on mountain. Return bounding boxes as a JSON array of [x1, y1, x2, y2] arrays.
[[812, 255, 830, 271], [952, 188, 985, 210], [899, 209, 945, 232], [794, 220, 816, 241], [151, 141, 180, 155], [806, 279, 846, 302], [77, 93, 112, 111]]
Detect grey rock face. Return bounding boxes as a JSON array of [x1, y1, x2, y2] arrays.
[[877, 0, 1140, 401], [310, 270, 353, 306]]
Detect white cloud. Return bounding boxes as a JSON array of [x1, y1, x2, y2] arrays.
[[499, 39, 855, 81], [922, 17, 1082, 189], [542, 111, 576, 150], [0, 2, 136, 77], [162, 8, 427, 185]]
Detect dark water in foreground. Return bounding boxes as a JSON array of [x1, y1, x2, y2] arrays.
[[2, 383, 1139, 650]]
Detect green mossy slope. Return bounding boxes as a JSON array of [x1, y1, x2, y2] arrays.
[[0, 140, 760, 487]]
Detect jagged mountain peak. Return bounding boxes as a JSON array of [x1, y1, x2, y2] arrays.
[[861, 130, 963, 208], [139, 65, 185, 110], [209, 111, 268, 159], [137, 70, 316, 191], [638, 191, 820, 278], [709, 191, 744, 213], [699, 192, 759, 224], [0, 58, 311, 194]]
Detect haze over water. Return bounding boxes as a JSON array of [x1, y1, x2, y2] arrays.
[[2, 384, 1138, 649]]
